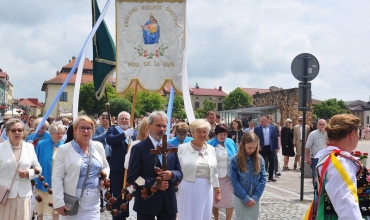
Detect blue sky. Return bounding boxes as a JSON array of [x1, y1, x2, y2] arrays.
[[0, 0, 369, 103]]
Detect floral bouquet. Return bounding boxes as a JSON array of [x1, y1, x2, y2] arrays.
[[351, 151, 368, 159]]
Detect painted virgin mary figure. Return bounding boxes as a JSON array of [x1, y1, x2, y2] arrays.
[[142, 14, 160, 44]]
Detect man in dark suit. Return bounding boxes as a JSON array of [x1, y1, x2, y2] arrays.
[[92, 112, 111, 212], [254, 116, 279, 181], [127, 111, 183, 220], [106, 111, 136, 220], [92, 112, 111, 162]]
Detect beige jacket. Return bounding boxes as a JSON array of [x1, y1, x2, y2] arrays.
[[178, 142, 219, 187], [293, 125, 310, 146]]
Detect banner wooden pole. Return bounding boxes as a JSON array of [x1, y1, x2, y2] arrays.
[[104, 87, 112, 127], [122, 80, 139, 194]]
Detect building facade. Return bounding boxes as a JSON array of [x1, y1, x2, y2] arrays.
[[190, 85, 227, 112], [0, 69, 12, 116], [42, 57, 94, 118]]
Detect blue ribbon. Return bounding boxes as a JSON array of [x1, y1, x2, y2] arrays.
[[33, 0, 112, 138], [166, 86, 175, 140]]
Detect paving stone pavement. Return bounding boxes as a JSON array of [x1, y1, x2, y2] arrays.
[[41, 140, 370, 220]]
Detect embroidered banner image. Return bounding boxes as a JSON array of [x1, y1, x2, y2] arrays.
[[116, 0, 185, 94]]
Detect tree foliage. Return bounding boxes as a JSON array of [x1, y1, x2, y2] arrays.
[[78, 83, 118, 116], [223, 88, 252, 110], [135, 91, 166, 115], [313, 98, 350, 119], [195, 99, 216, 118], [170, 94, 187, 120], [121, 87, 135, 103], [109, 97, 133, 117]]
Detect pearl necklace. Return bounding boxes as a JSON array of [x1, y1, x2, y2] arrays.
[[10, 141, 22, 149]]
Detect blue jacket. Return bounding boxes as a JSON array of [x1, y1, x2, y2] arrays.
[[106, 126, 136, 173], [208, 137, 238, 159], [34, 139, 64, 192], [127, 137, 183, 215], [26, 132, 52, 148], [92, 126, 111, 157], [230, 154, 266, 203], [254, 125, 278, 152], [168, 136, 193, 147]]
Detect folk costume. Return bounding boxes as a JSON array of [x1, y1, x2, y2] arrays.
[[304, 146, 370, 219]]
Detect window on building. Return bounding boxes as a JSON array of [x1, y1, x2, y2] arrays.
[[209, 97, 212, 100], [196, 97, 199, 99], [195, 102, 199, 109], [219, 98, 222, 100], [60, 92, 68, 101], [367, 116, 369, 124], [218, 103, 222, 111]]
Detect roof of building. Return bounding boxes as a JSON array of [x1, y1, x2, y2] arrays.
[[190, 86, 227, 97], [42, 57, 95, 91], [42, 73, 93, 91], [311, 99, 322, 105], [349, 105, 364, 111], [19, 99, 38, 107], [345, 100, 368, 107], [62, 57, 93, 70], [240, 87, 271, 96], [18, 98, 43, 107], [0, 72, 9, 80]]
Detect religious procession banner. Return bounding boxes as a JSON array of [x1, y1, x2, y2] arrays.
[[116, 0, 185, 94]]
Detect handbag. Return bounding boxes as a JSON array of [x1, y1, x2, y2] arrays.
[[0, 154, 21, 205], [63, 145, 93, 216], [0, 185, 10, 205]]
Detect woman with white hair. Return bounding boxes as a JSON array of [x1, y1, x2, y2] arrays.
[[177, 119, 221, 220], [34, 122, 65, 220], [281, 118, 295, 171]]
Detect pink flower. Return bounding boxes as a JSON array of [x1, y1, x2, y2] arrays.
[[155, 50, 159, 53], [143, 50, 148, 54], [143, 54, 147, 57], [155, 53, 159, 57]]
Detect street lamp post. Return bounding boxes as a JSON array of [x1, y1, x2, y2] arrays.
[[11, 99, 15, 116]]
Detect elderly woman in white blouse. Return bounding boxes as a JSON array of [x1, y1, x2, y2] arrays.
[[177, 119, 221, 220]]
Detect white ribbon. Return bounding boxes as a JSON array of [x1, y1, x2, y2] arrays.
[[73, 0, 112, 119], [182, 13, 195, 123]]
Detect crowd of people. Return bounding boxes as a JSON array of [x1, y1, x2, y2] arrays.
[[0, 110, 369, 219]]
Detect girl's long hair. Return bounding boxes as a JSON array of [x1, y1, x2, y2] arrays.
[[237, 132, 261, 175]]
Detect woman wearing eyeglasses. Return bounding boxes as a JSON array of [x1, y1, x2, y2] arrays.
[[168, 122, 193, 147], [52, 116, 110, 219], [281, 118, 295, 171], [0, 118, 42, 220]]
